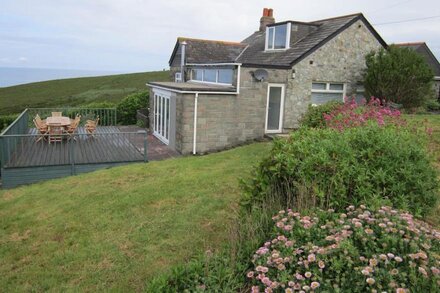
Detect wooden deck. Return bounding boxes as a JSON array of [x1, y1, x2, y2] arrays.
[[4, 126, 145, 168]]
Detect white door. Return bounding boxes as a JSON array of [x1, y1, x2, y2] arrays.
[[265, 84, 285, 133], [153, 89, 171, 144]]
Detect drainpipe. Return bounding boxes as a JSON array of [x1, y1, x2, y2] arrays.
[[193, 92, 198, 154], [180, 41, 187, 83]]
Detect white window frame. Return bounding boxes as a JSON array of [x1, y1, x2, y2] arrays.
[[189, 68, 233, 86], [265, 23, 291, 51], [265, 83, 285, 134], [311, 82, 346, 106], [153, 88, 171, 145]]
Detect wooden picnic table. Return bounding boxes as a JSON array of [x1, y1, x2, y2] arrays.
[[46, 116, 71, 127]]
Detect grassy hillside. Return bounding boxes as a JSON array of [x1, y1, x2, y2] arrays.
[[0, 142, 270, 291], [0, 71, 170, 115]]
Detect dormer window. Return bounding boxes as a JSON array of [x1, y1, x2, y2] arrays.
[[265, 23, 291, 51]]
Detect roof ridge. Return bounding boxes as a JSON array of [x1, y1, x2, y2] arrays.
[[177, 37, 246, 46], [310, 12, 362, 23], [395, 42, 426, 46]]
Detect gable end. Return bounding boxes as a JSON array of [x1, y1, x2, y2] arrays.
[[290, 14, 387, 67]]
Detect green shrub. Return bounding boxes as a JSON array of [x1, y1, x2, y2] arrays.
[[116, 91, 148, 125], [0, 114, 18, 132], [299, 101, 343, 128], [364, 46, 434, 109], [242, 125, 438, 217], [249, 206, 440, 292], [426, 99, 440, 111]]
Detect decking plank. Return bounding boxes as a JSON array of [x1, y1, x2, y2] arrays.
[[4, 126, 144, 168]]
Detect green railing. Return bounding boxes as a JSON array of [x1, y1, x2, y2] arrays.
[[27, 108, 117, 126], [0, 108, 148, 171], [0, 109, 29, 169]]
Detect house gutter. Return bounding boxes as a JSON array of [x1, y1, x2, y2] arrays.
[[435, 76, 440, 81]]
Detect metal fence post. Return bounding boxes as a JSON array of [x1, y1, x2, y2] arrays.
[[140, 130, 148, 162], [69, 139, 75, 175]]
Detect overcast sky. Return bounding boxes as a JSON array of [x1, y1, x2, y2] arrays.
[[1, 0, 439, 72]]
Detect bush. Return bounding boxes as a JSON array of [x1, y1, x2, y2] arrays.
[[0, 114, 18, 132], [248, 206, 440, 292], [299, 101, 343, 128], [242, 125, 438, 217], [426, 99, 440, 111], [116, 91, 148, 125], [364, 46, 434, 109]]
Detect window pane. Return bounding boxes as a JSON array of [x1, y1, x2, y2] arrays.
[[329, 83, 344, 91], [218, 69, 233, 84], [274, 24, 287, 49], [312, 83, 326, 90], [203, 69, 216, 82], [192, 69, 203, 81], [311, 92, 342, 105], [268, 27, 274, 49]]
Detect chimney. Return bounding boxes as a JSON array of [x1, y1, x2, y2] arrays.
[[259, 8, 275, 32]]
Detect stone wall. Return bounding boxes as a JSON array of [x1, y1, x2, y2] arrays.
[[285, 19, 384, 128]]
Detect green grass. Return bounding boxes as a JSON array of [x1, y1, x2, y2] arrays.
[[0, 71, 170, 115], [0, 142, 270, 291]]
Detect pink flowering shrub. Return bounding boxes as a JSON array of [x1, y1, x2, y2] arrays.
[[323, 97, 404, 131], [248, 206, 440, 292]]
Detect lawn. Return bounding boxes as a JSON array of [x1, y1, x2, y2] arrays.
[[0, 142, 270, 291], [0, 71, 170, 115]]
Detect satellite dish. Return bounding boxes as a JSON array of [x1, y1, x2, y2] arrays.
[[253, 69, 268, 81]]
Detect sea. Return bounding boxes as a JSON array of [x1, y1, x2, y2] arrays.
[[0, 67, 121, 87]]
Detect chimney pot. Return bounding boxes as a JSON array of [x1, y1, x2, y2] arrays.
[[259, 7, 275, 32], [268, 9, 273, 17]]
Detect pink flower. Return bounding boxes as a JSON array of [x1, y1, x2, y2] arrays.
[[311, 282, 320, 289], [318, 260, 325, 269], [366, 278, 375, 285], [304, 272, 312, 278], [295, 273, 304, 280], [247, 271, 254, 278], [251, 286, 260, 293], [307, 254, 316, 262], [394, 256, 403, 262]]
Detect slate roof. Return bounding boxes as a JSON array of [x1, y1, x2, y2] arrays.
[[237, 13, 386, 68], [169, 38, 247, 66], [168, 13, 387, 69], [395, 42, 440, 76]]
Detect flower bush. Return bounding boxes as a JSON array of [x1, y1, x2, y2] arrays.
[[323, 97, 404, 131], [248, 206, 440, 292], [299, 101, 343, 128], [242, 124, 438, 217]]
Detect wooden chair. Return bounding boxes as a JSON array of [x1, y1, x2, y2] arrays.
[[33, 119, 48, 142], [48, 124, 63, 144], [64, 115, 81, 140], [85, 116, 99, 138], [35, 114, 47, 127], [51, 112, 62, 117]]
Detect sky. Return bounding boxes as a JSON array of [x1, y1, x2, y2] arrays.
[[1, 0, 439, 73]]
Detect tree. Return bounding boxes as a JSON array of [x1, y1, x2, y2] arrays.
[[364, 45, 434, 109]]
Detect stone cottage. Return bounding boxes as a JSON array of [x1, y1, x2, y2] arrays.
[[395, 42, 440, 101], [147, 9, 387, 155]]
